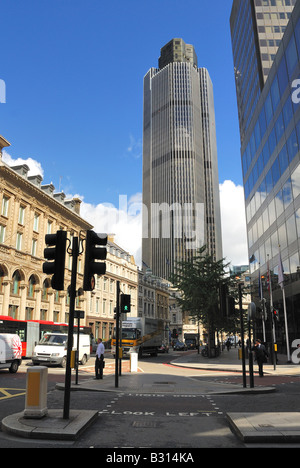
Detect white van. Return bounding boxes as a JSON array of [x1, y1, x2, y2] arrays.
[[32, 332, 90, 368], [0, 334, 22, 373]]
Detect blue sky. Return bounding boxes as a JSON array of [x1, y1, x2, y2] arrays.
[[0, 0, 248, 266]]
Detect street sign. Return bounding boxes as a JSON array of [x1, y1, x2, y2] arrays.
[[74, 310, 85, 319]]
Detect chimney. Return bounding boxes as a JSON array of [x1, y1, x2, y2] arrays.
[[72, 198, 81, 215]]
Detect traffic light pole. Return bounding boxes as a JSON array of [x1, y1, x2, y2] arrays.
[[115, 281, 120, 388], [63, 236, 79, 419], [238, 284, 247, 388]]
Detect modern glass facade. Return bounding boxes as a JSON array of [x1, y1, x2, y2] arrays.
[[236, 0, 300, 350], [142, 39, 222, 280], [231, 0, 296, 144]]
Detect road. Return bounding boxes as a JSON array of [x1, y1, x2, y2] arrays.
[[0, 350, 300, 449]]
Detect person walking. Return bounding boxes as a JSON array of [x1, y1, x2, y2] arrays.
[[252, 339, 268, 377], [95, 338, 105, 379]]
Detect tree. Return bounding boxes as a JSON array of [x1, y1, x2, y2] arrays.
[[169, 246, 236, 356]]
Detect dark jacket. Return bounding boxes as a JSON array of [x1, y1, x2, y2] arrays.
[[253, 343, 268, 363]]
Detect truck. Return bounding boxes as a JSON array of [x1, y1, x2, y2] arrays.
[[184, 333, 199, 350], [32, 332, 90, 367], [111, 317, 164, 358]]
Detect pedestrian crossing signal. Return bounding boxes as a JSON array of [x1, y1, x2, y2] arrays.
[[121, 294, 131, 313]]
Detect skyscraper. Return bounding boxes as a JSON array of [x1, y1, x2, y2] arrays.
[[142, 39, 222, 280], [231, 0, 296, 144], [230, 0, 300, 348]]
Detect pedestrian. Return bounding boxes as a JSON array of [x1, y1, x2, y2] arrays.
[[95, 338, 105, 379], [252, 339, 268, 377], [226, 339, 231, 351]]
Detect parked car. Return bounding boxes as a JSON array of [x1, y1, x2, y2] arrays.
[[174, 341, 187, 351], [158, 342, 169, 353]]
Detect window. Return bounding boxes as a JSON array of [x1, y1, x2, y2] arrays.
[[33, 214, 39, 232], [42, 279, 50, 300], [0, 225, 5, 243], [11, 271, 21, 295], [275, 113, 284, 143], [271, 158, 280, 186], [1, 196, 9, 217], [278, 144, 288, 175], [286, 35, 298, 79], [16, 233, 22, 251], [287, 129, 299, 162], [277, 56, 289, 96], [270, 76, 280, 112], [18, 206, 25, 225], [291, 164, 300, 199], [28, 275, 36, 298], [286, 214, 297, 245], [278, 223, 287, 249], [31, 238, 37, 256], [282, 97, 293, 128], [0, 267, 5, 293], [282, 178, 293, 208]]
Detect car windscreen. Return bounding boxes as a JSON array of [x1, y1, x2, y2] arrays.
[[38, 334, 67, 346]]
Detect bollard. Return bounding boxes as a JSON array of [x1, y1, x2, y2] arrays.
[[24, 366, 48, 419], [130, 352, 138, 372]]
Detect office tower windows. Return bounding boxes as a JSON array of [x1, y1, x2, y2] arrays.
[[142, 39, 222, 280]]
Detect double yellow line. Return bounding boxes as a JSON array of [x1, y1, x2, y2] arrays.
[[0, 388, 26, 401]]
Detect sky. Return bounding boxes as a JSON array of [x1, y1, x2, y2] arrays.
[[0, 0, 248, 268]]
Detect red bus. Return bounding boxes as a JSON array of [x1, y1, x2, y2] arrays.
[[0, 315, 91, 358]]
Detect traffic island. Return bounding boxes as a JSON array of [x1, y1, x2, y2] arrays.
[[1, 409, 98, 440], [227, 412, 300, 443]]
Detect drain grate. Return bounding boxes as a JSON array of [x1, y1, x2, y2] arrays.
[[153, 381, 175, 385], [132, 421, 159, 428]]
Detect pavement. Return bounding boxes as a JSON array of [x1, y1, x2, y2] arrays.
[[1, 347, 300, 444]]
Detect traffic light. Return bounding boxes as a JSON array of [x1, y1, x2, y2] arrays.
[[273, 308, 279, 321], [219, 283, 228, 317], [83, 230, 107, 291], [43, 230, 67, 290], [120, 294, 131, 313], [227, 296, 236, 316]]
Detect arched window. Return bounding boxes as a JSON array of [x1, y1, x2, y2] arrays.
[[11, 270, 21, 295], [28, 275, 37, 298], [0, 267, 4, 293], [42, 279, 50, 300]]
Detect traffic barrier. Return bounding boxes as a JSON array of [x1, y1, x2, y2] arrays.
[[24, 366, 48, 419], [130, 352, 138, 372]]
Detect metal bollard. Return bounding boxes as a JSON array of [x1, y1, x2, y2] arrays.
[[24, 366, 48, 419]]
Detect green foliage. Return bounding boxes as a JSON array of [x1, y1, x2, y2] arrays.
[[169, 246, 237, 329]]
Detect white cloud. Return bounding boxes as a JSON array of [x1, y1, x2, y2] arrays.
[[219, 180, 248, 266], [80, 194, 143, 268], [2, 150, 44, 177], [1, 148, 248, 269], [127, 134, 142, 159]]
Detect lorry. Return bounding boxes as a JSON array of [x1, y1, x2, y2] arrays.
[[0, 333, 22, 373], [111, 317, 164, 358], [32, 332, 90, 367], [184, 333, 199, 350]]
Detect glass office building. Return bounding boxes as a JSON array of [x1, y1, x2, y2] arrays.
[[235, 0, 300, 349], [142, 39, 223, 280], [231, 0, 296, 144]]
